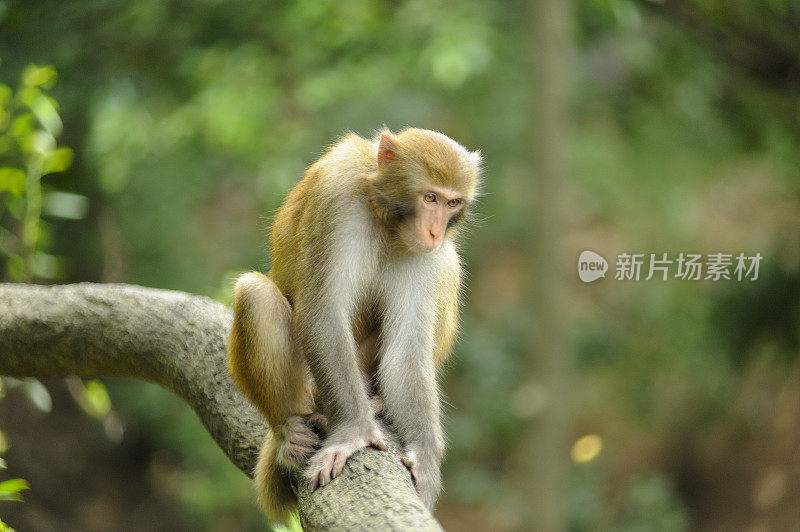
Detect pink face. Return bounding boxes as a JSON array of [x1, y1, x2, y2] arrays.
[[413, 188, 464, 252]]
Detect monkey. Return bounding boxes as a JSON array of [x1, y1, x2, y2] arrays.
[[227, 127, 481, 522]]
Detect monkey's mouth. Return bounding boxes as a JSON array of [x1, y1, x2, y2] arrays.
[[412, 240, 439, 254]]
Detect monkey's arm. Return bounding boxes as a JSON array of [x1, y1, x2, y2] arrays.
[[294, 288, 388, 489], [376, 283, 447, 510]]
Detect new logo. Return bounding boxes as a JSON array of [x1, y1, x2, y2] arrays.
[[578, 250, 608, 283]]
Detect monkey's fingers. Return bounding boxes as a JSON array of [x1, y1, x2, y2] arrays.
[[331, 449, 351, 478]]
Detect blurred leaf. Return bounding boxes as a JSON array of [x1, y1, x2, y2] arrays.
[[22, 130, 56, 155], [616, 475, 689, 531], [10, 114, 33, 138], [273, 513, 303, 532], [21, 65, 56, 89], [5, 255, 25, 280], [42, 190, 87, 219], [0, 457, 6, 469], [4, 195, 24, 219], [97, 156, 131, 194], [20, 378, 52, 413], [41, 147, 73, 174], [428, 39, 490, 88], [29, 252, 62, 279], [0, 136, 13, 154], [0, 478, 29, 502], [0, 167, 25, 196], [83, 380, 112, 418], [0, 227, 15, 256], [0, 84, 11, 109], [29, 93, 63, 136]]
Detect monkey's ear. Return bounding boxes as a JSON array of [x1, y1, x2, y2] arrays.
[[377, 133, 399, 167]]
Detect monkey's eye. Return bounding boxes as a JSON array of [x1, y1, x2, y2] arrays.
[[446, 199, 461, 208], [424, 193, 437, 203]]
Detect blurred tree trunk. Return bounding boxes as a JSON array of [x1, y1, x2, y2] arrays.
[[515, 0, 574, 530]]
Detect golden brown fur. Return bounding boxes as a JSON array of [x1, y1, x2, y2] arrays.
[[228, 128, 481, 522]]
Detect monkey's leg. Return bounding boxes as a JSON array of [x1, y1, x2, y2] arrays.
[[228, 272, 323, 468]]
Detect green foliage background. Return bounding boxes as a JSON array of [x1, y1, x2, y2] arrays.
[[0, 0, 799, 530]]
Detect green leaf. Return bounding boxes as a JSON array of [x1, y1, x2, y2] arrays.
[[0, 479, 28, 493], [21, 65, 56, 89], [0, 136, 14, 155], [83, 380, 112, 418], [6, 254, 26, 280], [0, 167, 25, 196], [273, 512, 303, 532], [0, 84, 12, 109], [0, 516, 17, 532], [42, 147, 73, 174], [4, 195, 24, 221], [21, 130, 55, 155], [10, 114, 33, 138], [29, 92, 62, 136], [0, 478, 29, 501]]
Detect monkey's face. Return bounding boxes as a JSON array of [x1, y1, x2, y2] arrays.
[[401, 187, 465, 253], [374, 128, 480, 254]]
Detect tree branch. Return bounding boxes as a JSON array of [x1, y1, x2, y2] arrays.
[[0, 283, 442, 531]]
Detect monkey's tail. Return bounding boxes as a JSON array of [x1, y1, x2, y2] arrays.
[[254, 431, 297, 524]]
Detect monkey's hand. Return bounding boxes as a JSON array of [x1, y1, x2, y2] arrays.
[[401, 446, 442, 510], [305, 420, 388, 490], [276, 413, 329, 469]]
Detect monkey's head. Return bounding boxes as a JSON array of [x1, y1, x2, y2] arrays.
[[369, 128, 482, 254]]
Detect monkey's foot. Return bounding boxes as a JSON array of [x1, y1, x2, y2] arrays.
[[276, 414, 326, 469], [401, 451, 419, 483], [401, 448, 442, 510], [306, 421, 388, 490]]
